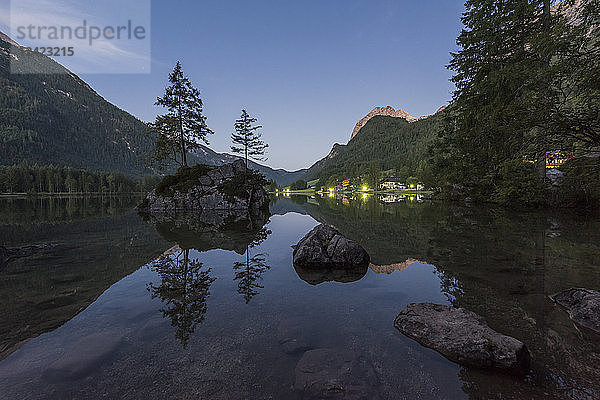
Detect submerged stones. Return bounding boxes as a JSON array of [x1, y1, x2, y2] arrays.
[[0, 243, 56, 268], [394, 303, 531, 376], [43, 332, 124, 381], [277, 317, 314, 354], [292, 224, 370, 270], [294, 348, 380, 400], [550, 288, 600, 334]]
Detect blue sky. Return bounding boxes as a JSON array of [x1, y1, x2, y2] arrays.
[[1, 0, 465, 171]]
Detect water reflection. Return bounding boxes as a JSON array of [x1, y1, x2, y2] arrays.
[[143, 208, 273, 341], [147, 249, 216, 347], [233, 248, 270, 303], [1, 194, 599, 399], [293, 262, 368, 285], [232, 224, 272, 304], [0, 196, 167, 361], [141, 208, 271, 253], [272, 194, 600, 399]]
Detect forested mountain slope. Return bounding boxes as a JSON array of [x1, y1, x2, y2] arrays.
[[307, 111, 444, 180], [0, 33, 154, 176]]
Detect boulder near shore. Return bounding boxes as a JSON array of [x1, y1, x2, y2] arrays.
[[550, 288, 600, 335], [292, 224, 370, 270], [394, 303, 531, 376]]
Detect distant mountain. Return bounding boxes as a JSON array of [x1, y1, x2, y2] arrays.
[[303, 143, 346, 179], [0, 32, 302, 185], [191, 146, 307, 186], [305, 105, 446, 180], [350, 106, 416, 140], [349, 105, 447, 140]]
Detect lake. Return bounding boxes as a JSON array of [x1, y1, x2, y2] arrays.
[[0, 195, 599, 399]]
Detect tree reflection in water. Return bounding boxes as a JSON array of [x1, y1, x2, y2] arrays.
[[147, 249, 216, 347], [233, 227, 271, 304]]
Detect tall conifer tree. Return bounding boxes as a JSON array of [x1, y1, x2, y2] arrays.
[[149, 61, 213, 169], [230, 110, 268, 170]]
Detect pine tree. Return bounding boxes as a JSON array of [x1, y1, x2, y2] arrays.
[[434, 0, 579, 197], [230, 109, 268, 170], [149, 61, 213, 169]]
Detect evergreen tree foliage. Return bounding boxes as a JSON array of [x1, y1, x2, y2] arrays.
[[290, 179, 308, 190], [149, 61, 213, 169], [0, 36, 156, 177], [0, 163, 158, 194], [148, 249, 216, 347], [432, 0, 600, 202], [231, 110, 268, 169]]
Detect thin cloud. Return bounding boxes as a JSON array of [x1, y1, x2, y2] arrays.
[[9, 0, 150, 73]]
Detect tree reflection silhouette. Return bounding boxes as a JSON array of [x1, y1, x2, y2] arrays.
[[148, 249, 216, 347], [232, 227, 271, 304]]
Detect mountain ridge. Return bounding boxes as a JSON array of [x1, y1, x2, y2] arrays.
[[304, 104, 447, 180], [349, 105, 447, 140], [0, 32, 303, 185]]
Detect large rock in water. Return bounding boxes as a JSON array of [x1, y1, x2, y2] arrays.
[[293, 224, 370, 269], [550, 288, 600, 334], [394, 303, 531, 376], [294, 348, 380, 399], [141, 160, 269, 212]]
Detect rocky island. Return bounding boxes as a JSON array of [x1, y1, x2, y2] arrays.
[[138, 160, 269, 213]]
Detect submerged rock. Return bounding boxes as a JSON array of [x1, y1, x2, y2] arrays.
[[43, 332, 124, 380], [550, 288, 600, 334], [140, 160, 269, 213], [394, 303, 531, 375], [292, 224, 370, 270], [0, 243, 56, 268], [294, 348, 380, 399], [277, 317, 314, 354]]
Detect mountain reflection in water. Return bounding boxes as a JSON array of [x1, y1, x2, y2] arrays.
[[0, 194, 598, 400]]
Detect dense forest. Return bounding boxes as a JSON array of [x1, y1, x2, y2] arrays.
[[307, 113, 441, 185], [0, 35, 156, 177], [428, 0, 600, 207], [0, 163, 159, 194]]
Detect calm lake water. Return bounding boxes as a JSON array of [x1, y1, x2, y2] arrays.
[[0, 195, 599, 399]]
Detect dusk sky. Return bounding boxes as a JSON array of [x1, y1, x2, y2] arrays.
[[1, 0, 465, 171]]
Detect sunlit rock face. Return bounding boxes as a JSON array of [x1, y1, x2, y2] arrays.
[[350, 105, 448, 140], [395, 303, 531, 376], [350, 106, 416, 140]]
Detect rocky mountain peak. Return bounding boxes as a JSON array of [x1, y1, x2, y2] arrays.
[[349, 104, 448, 141], [350, 106, 416, 140]]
